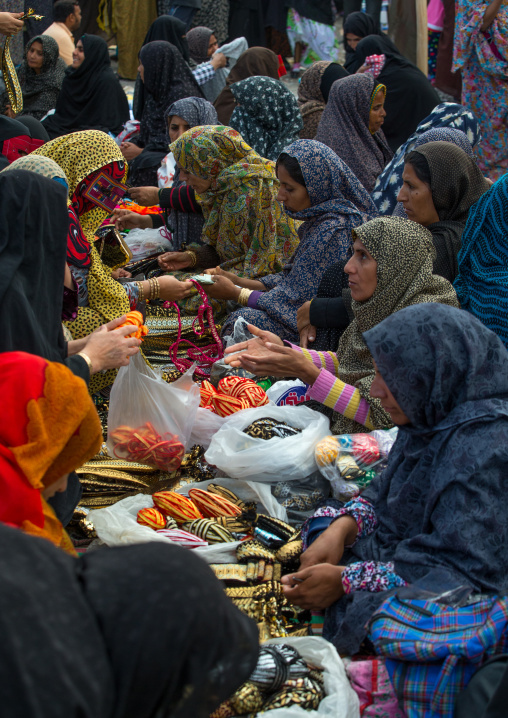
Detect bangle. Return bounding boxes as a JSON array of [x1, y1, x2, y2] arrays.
[[136, 281, 145, 302], [76, 351, 93, 375], [148, 277, 160, 300], [186, 250, 197, 268], [238, 288, 253, 306]]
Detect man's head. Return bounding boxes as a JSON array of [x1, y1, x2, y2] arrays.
[[53, 1, 81, 31]]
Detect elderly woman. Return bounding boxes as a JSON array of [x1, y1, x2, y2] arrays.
[[225, 217, 459, 435]]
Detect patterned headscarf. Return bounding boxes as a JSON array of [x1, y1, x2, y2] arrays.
[[187, 26, 214, 65], [333, 216, 459, 434], [171, 125, 300, 277], [15, 35, 67, 121], [2, 154, 67, 187], [454, 173, 508, 349], [164, 96, 218, 138], [372, 102, 481, 214], [229, 77, 303, 161], [297, 62, 330, 140], [316, 74, 393, 193], [0, 351, 101, 554]]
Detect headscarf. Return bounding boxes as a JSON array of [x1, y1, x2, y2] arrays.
[[333, 216, 459, 434], [138, 41, 204, 152], [372, 102, 482, 215], [41, 34, 130, 139], [453, 0, 508, 79], [32, 131, 131, 361], [343, 12, 399, 71], [224, 139, 378, 340], [328, 304, 508, 655], [0, 115, 43, 167], [316, 74, 393, 193], [214, 47, 279, 125], [320, 62, 350, 102], [0, 351, 101, 554], [171, 125, 300, 277], [229, 76, 303, 161], [15, 35, 67, 120], [16, 114, 50, 143], [164, 97, 218, 248], [2, 153, 67, 186], [454, 174, 508, 349], [187, 26, 214, 64], [350, 35, 439, 152], [298, 62, 350, 140], [132, 15, 191, 121]]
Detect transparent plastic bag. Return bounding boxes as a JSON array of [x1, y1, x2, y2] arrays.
[[210, 317, 256, 385], [123, 227, 173, 259], [107, 353, 200, 470], [315, 428, 398, 500]]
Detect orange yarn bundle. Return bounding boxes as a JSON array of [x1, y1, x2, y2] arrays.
[[199, 376, 269, 417], [117, 310, 148, 341]]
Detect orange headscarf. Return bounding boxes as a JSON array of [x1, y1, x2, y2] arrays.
[[0, 352, 102, 554]]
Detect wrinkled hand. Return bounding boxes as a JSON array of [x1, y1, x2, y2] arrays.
[[296, 301, 311, 332], [157, 251, 191, 271], [299, 324, 316, 349], [225, 334, 318, 381], [128, 185, 159, 206], [281, 564, 345, 610], [158, 276, 194, 301], [120, 142, 143, 161], [203, 275, 239, 301], [299, 515, 358, 570], [224, 323, 284, 365], [0, 12, 24, 35], [113, 208, 152, 231], [111, 267, 132, 279], [210, 51, 227, 70], [82, 323, 141, 372]]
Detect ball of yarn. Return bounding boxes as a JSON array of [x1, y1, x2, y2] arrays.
[[315, 436, 340, 466], [200, 380, 217, 407], [137, 507, 166, 530], [153, 491, 203, 523], [352, 434, 381, 466], [218, 376, 249, 395], [211, 393, 246, 417]]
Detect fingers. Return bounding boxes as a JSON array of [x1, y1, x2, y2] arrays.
[[246, 324, 265, 338], [224, 341, 249, 355], [113, 325, 142, 338], [300, 333, 308, 349], [106, 315, 127, 331]]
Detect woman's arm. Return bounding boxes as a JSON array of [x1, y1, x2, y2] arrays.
[[481, 0, 504, 30]]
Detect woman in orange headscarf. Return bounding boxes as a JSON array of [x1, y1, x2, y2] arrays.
[[0, 351, 102, 555]]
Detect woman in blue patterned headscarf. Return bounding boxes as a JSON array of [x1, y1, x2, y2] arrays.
[[284, 303, 508, 656], [211, 139, 378, 342], [372, 102, 481, 215], [454, 173, 507, 349]]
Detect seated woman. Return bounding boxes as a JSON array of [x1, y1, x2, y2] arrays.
[[454, 173, 508, 350], [121, 41, 204, 187], [395, 141, 491, 282], [229, 76, 303, 161], [204, 139, 377, 342], [1, 35, 66, 120], [281, 304, 508, 656], [115, 96, 218, 251], [42, 35, 129, 140], [214, 47, 280, 125], [350, 35, 439, 152], [343, 11, 399, 72], [157, 125, 300, 288], [316, 74, 393, 193], [297, 61, 349, 140], [225, 216, 459, 435], [31, 131, 193, 390], [372, 102, 481, 215]]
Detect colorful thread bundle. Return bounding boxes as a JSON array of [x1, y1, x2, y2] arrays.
[[200, 376, 269, 417]]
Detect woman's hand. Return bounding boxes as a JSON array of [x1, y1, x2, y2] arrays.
[[113, 209, 153, 231], [296, 301, 311, 332], [203, 275, 240, 301], [81, 323, 141, 372], [281, 564, 345, 610], [111, 267, 132, 279], [356, 64, 368, 74], [120, 142, 143, 161], [158, 276, 194, 301], [210, 51, 227, 70], [224, 323, 284, 360], [299, 324, 316, 349], [128, 186, 159, 206], [157, 251, 192, 271], [0, 12, 24, 35], [299, 515, 358, 570]]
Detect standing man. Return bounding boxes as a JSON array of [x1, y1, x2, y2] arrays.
[[43, 1, 81, 65]]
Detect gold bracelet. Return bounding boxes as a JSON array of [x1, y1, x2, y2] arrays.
[[76, 351, 93, 375], [238, 288, 253, 306], [186, 250, 197, 268], [137, 281, 144, 302], [153, 278, 160, 299]]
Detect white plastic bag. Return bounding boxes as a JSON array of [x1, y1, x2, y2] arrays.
[[189, 407, 227, 448], [107, 353, 200, 469], [115, 119, 140, 145], [266, 379, 311, 407], [123, 227, 172, 259], [205, 405, 330, 482], [157, 151, 177, 188], [88, 478, 288, 563], [259, 637, 359, 717]]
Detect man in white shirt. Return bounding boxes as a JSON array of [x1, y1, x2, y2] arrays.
[[43, 1, 81, 66]]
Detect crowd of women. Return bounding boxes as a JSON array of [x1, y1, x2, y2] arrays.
[[1, 1, 508, 717]]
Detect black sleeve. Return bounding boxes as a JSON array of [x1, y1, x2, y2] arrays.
[[150, 213, 165, 229], [309, 296, 351, 329], [159, 185, 202, 214], [65, 355, 90, 384]]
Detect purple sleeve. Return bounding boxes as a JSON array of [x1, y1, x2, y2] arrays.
[[247, 290, 263, 308]]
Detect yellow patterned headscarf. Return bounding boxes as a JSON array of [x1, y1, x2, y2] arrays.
[[171, 125, 299, 278]]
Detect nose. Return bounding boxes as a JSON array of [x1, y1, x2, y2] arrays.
[[381, 107, 387, 118], [344, 256, 355, 275], [396, 185, 406, 203], [369, 374, 385, 399], [276, 188, 286, 202]]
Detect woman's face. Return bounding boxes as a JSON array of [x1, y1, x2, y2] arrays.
[[369, 89, 386, 134], [346, 33, 362, 51], [177, 164, 211, 193], [276, 163, 311, 212], [370, 361, 410, 425], [168, 115, 191, 143], [27, 40, 44, 73], [397, 162, 440, 227], [137, 61, 145, 82], [41, 473, 69, 500], [72, 39, 85, 68], [344, 237, 378, 301], [207, 34, 218, 57]]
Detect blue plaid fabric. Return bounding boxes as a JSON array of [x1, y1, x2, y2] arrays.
[[369, 594, 508, 717], [192, 62, 215, 86]]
